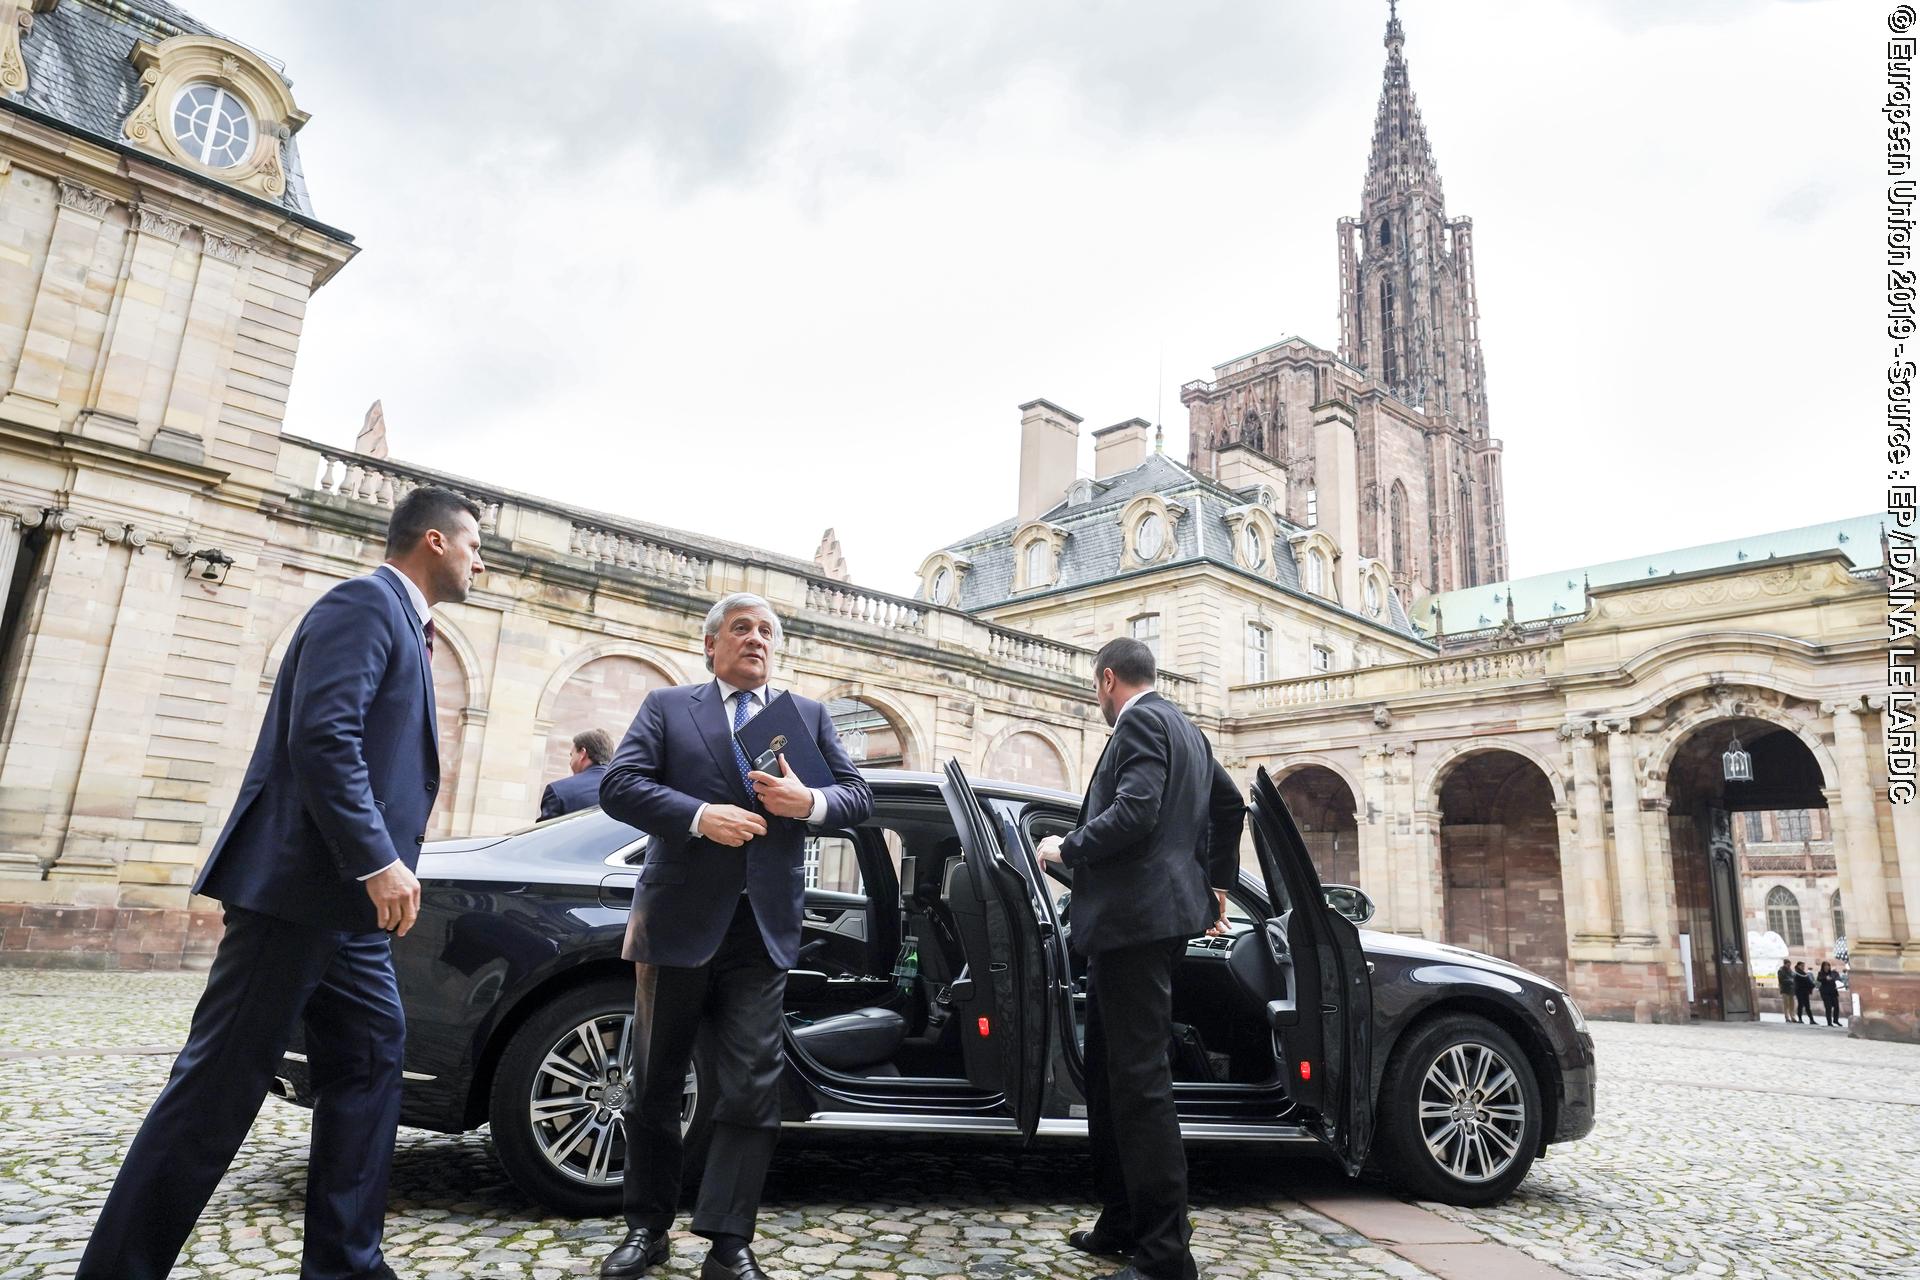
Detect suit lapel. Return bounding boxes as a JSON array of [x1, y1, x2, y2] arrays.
[[373, 569, 438, 756], [691, 681, 751, 807]]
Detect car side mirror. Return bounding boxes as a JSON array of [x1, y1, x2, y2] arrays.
[[785, 969, 829, 999], [1322, 884, 1375, 925]]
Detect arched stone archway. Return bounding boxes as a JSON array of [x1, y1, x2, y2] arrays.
[[825, 696, 908, 769], [540, 654, 675, 792], [1274, 764, 1360, 887], [427, 642, 470, 837], [1661, 712, 1832, 1022], [1435, 749, 1568, 985], [983, 727, 1073, 792]]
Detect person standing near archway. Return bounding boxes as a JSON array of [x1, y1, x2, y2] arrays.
[[1776, 959, 1798, 1022]]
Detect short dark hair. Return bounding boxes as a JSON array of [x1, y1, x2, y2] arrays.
[[572, 728, 615, 766], [386, 485, 482, 556], [1093, 636, 1156, 687]]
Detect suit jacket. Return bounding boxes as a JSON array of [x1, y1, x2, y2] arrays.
[[194, 571, 438, 934], [1060, 691, 1245, 954], [540, 764, 606, 820], [600, 680, 873, 969]]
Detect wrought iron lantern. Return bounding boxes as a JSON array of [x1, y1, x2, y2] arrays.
[[1722, 732, 1753, 783]]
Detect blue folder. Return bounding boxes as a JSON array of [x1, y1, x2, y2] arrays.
[[732, 691, 836, 790]]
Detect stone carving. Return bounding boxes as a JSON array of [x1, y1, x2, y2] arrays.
[[132, 204, 188, 243], [0, 0, 33, 96], [200, 232, 250, 264], [56, 180, 114, 220]]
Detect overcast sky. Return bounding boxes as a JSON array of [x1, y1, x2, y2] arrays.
[[189, 0, 1878, 598]]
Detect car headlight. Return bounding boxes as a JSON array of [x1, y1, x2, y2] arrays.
[[1562, 994, 1589, 1033]]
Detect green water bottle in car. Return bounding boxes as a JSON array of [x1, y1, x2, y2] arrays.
[[895, 939, 919, 996]]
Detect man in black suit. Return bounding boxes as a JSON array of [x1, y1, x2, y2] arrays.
[[79, 486, 485, 1280], [1038, 636, 1245, 1280], [596, 593, 873, 1280], [540, 728, 615, 819]]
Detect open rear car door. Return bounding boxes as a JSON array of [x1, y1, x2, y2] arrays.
[[1235, 765, 1375, 1174], [941, 759, 1051, 1143]]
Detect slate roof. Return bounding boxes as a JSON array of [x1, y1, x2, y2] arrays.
[[8, 0, 315, 216], [1414, 512, 1891, 635], [938, 453, 1421, 639]]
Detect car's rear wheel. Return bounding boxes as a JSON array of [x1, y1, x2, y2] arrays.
[[1373, 1013, 1540, 1206], [488, 978, 711, 1217]]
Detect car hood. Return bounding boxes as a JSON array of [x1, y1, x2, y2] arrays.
[[1357, 928, 1566, 994]]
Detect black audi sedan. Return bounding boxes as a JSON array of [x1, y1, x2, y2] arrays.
[[271, 764, 1595, 1215]]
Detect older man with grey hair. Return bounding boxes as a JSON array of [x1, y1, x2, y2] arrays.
[[595, 593, 873, 1280]]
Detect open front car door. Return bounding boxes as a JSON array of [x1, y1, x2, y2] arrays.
[[941, 759, 1051, 1143], [1241, 765, 1375, 1174]]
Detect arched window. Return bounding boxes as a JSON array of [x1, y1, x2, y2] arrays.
[[1389, 482, 1409, 580], [1766, 886, 1804, 947], [1024, 539, 1051, 588], [1832, 891, 1845, 944], [1304, 548, 1326, 595], [1458, 477, 1477, 585]]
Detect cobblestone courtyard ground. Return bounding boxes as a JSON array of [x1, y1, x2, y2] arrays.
[[3, 972, 1916, 1280]]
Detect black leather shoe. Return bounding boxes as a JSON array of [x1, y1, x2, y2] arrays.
[[1069, 1228, 1136, 1258], [700, 1247, 770, 1279], [599, 1227, 671, 1278]]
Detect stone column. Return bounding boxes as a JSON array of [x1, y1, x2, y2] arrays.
[[1561, 719, 1616, 944], [1603, 718, 1657, 944], [0, 508, 21, 623], [1357, 747, 1394, 931], [1825, 699, 1895, 953]]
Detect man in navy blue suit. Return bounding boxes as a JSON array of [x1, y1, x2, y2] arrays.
[[595, 593, 873, 1280], [539, 728, 615, 819], [78, 486, 486, 1280]]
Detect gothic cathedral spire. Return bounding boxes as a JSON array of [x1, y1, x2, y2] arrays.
[[1338, 1, 1507, 585]]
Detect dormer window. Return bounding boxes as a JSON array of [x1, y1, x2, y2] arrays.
[[1011, 520, 1068, 592], [172, 83, 254, 168], [1305, 549, 1326, 595], [915, 551, 971, 605], [1135, 511, 1167, 560], [1243, 525, 1266, 569], [930, 567, 954, 606], [1364, 575, 1382, 617], [1024, 539, 1051, 587]]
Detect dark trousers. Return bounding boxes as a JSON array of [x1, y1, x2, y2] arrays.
[[1821, 993, 1841, 1025], [624, 897, 786, 1240], [1796, 991, 1815, 1023], [1084, 935, 1196, 1280], [79, 906, 404, 1280]]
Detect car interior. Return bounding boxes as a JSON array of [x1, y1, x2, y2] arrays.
[[777, 792, 1295, 1099]]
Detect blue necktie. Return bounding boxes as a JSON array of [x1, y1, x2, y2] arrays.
[[731, 690, 759, 802]]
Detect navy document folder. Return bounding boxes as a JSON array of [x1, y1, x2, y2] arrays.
[[732, 691, 835, 790]]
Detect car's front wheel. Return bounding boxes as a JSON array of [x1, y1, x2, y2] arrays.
[[1373, 1013, 1541, 1206], [488, 978, 711, 1217]]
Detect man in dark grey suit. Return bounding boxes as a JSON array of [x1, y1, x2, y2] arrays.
[[1039, 637, 1245, 1280], [595, 593, 873, 1280], [540, 728, 614, 819]]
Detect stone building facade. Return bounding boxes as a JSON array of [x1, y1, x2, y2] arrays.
[[0, 2, 1911, 1043]]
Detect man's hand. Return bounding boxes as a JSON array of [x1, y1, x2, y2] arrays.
[[747, 755, 815, 820], [698, 804, 769, 847], [1036, 834, 1066, 869], [365, 860, 422, 937], [1205, 889, 1231, 937]]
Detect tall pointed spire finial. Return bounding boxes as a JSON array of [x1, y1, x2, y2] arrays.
[[1386, 0, 1405, 57]]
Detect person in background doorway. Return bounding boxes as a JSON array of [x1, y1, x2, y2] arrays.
[[1792, 961, 1817, 1026], [1776, 958, 1798, 1022], [1817, 961, 1842, 1027], [540, 728, 615, 819]]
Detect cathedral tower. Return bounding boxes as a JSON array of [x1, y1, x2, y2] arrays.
[[1338, 1, 1507, 585]]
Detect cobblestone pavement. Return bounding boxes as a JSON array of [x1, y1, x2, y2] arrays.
[[3, 972, 1917, 1279]]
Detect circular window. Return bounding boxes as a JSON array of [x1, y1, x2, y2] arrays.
[[171, 84, 254, 169], [1365, 576, 1383, 616], [930, 567, 953, 606], [1244, 525, 1266, 569], [1135, 512, 1166, 560]]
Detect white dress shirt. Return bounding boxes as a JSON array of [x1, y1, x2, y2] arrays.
[[1117, 687, 1152, 722], [690, 678, 830, 834], [359, 565, 435, 881]]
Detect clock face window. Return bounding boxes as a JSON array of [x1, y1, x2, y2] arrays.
[[172, 84, 254, 169], [1135, 513, 1166, 560], [1244, 526, 1266, 569], [930, 568, 952, 605]]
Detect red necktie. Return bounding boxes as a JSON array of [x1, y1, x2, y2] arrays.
[[423, 619, 436, 660]]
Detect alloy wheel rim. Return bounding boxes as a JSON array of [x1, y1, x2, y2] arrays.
[[1416, 1041, 1525, 1184], [528, 1011, 697, 1187]]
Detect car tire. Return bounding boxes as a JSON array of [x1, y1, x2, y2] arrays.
[[1373, 1013, 1541, 1206], [488, 977, 713, 1217]]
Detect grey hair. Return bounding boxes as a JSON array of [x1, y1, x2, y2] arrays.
[[702, 592, 784, 672]]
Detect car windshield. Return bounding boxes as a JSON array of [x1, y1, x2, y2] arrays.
[[485, 808, 642, 865]]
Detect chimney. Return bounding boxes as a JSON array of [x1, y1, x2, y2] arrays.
[[1312, 399, 1361, 608], [812, 528, 850, 582], [1092, 418, 1151, 479], [1214, 444, 1288, 498], [1017, 398, 1082, 521]]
